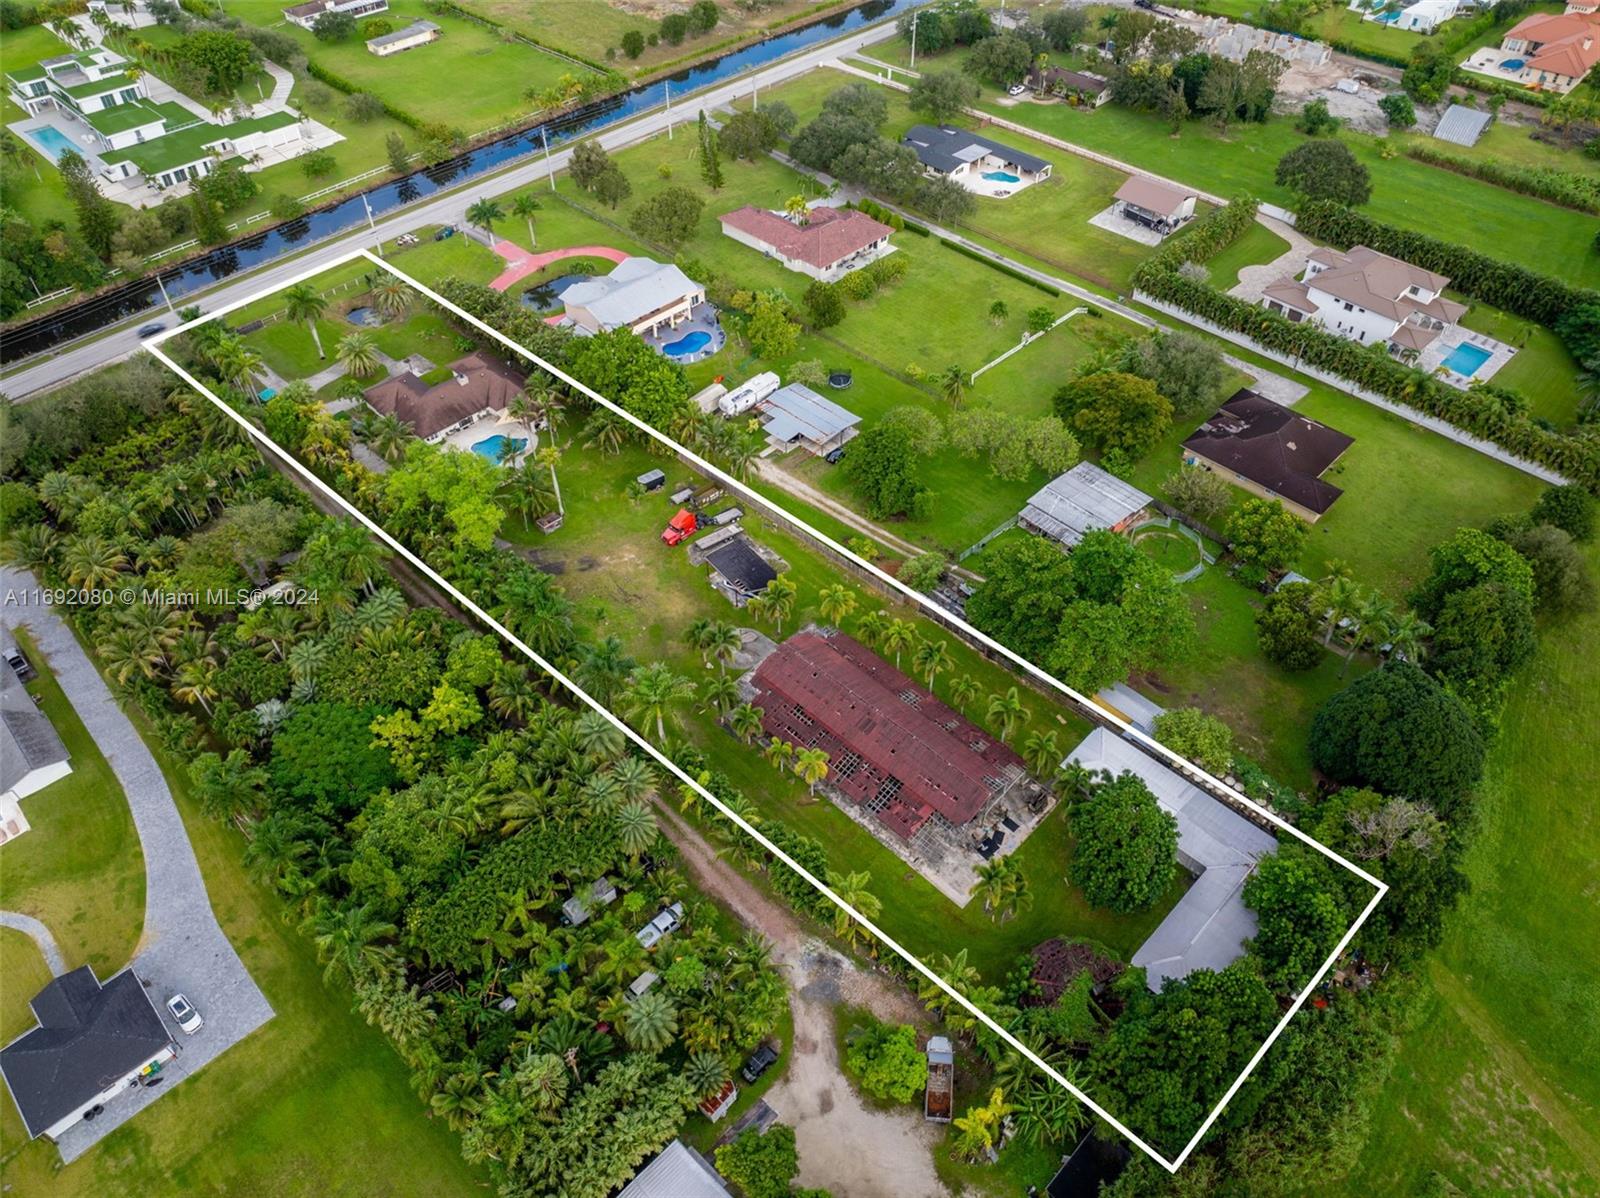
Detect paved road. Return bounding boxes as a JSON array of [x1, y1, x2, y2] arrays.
[[1, 15, 903, 401], [1, 570, 274, 1163], [0, 909, 67, 975]]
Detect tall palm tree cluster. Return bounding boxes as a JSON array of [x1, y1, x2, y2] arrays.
[[4, 402, 788, 1198], [1316, 564, 1431, 672]]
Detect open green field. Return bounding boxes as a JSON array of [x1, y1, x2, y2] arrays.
[[1202, 220, 1291, 291], [0, 697, 482, 1197], [0, 628, 145, 979], [0, 929, 55, 1041], [228, 0, 581, 134], [852, 50, 1600, 289], [1311, 541, 1600, 1196]]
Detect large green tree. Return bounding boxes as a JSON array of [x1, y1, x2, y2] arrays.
[[1052, 372, 1173, 460], [1069, 772, 1179, 913]]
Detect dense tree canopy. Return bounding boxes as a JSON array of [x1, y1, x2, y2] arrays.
[[1069, 772, 1180, 914]]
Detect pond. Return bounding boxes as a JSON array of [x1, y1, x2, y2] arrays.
[[518, 274, 590, 312]]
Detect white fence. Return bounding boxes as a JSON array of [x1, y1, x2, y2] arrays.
[[970, 307, 1087, 384]]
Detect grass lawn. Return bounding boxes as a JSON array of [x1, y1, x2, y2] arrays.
[[1458, 301, 1583, 427], [228, 0, 582, 135], [0, 628, 144, 978], [1311, 544, 1600, 1195], [0, 696, 483, 1196], [1201, 220, 1291, 291], [0, 25, 79, 236], [0, 929, 55, 1041], [851, 49, 1600, 289]]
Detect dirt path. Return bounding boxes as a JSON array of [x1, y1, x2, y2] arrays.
[[654, 804, 953, 1197], [1430, 960, 1600, 1182]]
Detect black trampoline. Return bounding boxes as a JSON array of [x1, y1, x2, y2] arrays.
[[705, 537, 777, 598], [828, 369, 853, 389]]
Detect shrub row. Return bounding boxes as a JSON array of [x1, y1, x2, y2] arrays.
[[938, 238, 1060, 295], [1294, 199, 1597, 331], [1450, 69, 1556, 108], [1134, 201, 1600, 490], [1402, 143, 1600, 213], [303, 60, 423, 129]]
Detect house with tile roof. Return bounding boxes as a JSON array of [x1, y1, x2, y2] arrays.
[[362, 351, 526, 442], [1113, 176, 1198, 236], [1491, 6, 1600, 92], [719, 204, 894, 281], [1, 640, 71, 844], [1259, 243, 1467, 359], [1180, 389, 1354, 522]]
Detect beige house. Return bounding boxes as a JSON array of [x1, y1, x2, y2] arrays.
[[367, 19, 442, 56], [560, 257, 706, 338]]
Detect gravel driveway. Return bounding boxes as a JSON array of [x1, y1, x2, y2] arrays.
[[2, 570, 274, 1163]]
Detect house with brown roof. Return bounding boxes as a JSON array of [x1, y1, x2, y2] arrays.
[[1113, 177, 1197, 235], [1180, 389, 1354, 522], [362, 351, 525, 444], [1024, 65, 1111, 106], [719, 204, 894, 282], [1260, 244, 1467, 359], [1481, 6, 1600, 92]]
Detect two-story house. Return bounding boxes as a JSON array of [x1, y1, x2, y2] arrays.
[[1260, 244, 1467, 358]]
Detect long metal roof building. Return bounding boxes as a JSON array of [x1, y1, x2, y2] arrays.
[[1019, 462, 1153, 548]]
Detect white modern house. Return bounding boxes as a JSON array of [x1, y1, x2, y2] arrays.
[[6, 47, 146, 118], [1260, 244, 1466, 357], [1395, 0, 1460, 33], [561, 257, 707, 338], [0, 646, 71, 844], [282, 0, 389, 30]]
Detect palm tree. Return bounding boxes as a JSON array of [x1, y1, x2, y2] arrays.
[[817, 583, 857, 627], [1023, 728, 1060, 779], [729, 702, 764, 743], [503, 464, 555, 524], [2, 524, 57, 573], [615, 799, 657, 859], [683, 1051, 729, 1098], [365, 412, 412, 462], [622, 991, 677, 1052], [951, 673, 982, 715], [823, 869, 882, 952], [336, 331, 382, 379], [986, 686, 1025, 742], [938, 364, 967, 407], [856, 609, 889, 649], [283, 283, 328, 360], [507, 388, 544, 451], [511, 192, 542, 246], [623, 662, 696, 741], [302, 900, 399, 987], [99, 627, 163, 686], [62, 535, 127, 588], [1385, 610, 1431, 664], [707, 622, 742, 670], [971, 856, 1031, 922], [172, 658, 220, 714], [784, 194, 810, 223], [793, 747, 829, 795], [466, 197, 504, 243], [536, 445, 565, 516], [763, 738, 794, 771], [756, 573, 798, 635], [584, 408, 629, 455], [951, 1088, 1014, 1162], [370, 272, 414, 319], [912, 637, 952, 689], [701, 671, 739, 713], [1348, 591, 1397, 675], [1322, 576, 1361, 648], [881, 618, 917, 668]]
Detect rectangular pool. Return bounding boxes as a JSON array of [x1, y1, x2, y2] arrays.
[[24, 125, 78, 164], [1441, 342, 1492, 377]]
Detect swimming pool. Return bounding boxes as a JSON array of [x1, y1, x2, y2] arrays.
[[982, 170, 1021, 183], [471, 433, 527, 462], [662, 330, 712, 357], [1500, 58, 1525, 70], [345, 306, 385, 327], [24, 126, 77, 164], [1441, 342, 1493, 377], [1375, 10, 1401, 21]]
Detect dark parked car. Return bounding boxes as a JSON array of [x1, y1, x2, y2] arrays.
[[136, 321, 167, 338], [824, 445, 847, 465], [741, 1043, 779, 1083]]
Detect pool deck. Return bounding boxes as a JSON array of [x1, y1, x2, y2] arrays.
[[641, 307, 726, 365], [440, 414, 532, 464], [1419, 326, 1516, 390]]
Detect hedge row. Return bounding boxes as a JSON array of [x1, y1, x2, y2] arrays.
[[1402, 143, 1600, 213], [1449, 69, 1556, 108], [1133, 201, 1600, 490], [304, 60, 423, 129], [1293, 199, 1597, 331], [938, 238, 1060, 295]]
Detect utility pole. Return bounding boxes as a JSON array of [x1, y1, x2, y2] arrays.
[[909, 10, 918, 70], [542, 126, 555, 191], [361, 193, 381, 256], [665, 80, 672, 139], [154, 271, 175, 314]]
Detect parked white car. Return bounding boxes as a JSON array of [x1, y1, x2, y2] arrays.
[[1007, 83, 1027, 96], [166, 993, 203, 1034]]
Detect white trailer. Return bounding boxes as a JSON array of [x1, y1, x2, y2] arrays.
[[718, 371, 780, 418]]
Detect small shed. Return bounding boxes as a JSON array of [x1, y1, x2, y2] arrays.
[[637, 469, 666, 492], [1432, 103, 1493, 147], [698, 1077, 739, 1122], [1019, 462, 1152, 548]]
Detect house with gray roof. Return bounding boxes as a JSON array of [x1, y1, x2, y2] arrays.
[[1, 640, 71, 844], [1019, 462, 1152, 548], [901, 124, 1052, 195], [0, 965, 178, 1142], [617, 1139, 729, 1197], [561, 257, 707, 338], [756, 383, 860, 456], [1066, 728, 1278, 991], [1432, 102, 1493, 146]]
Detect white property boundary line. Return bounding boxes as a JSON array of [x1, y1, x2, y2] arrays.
[[145, 247, 1388, 1175]]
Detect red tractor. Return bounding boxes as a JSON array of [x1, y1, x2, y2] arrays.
[[661, 508, 698, 546]]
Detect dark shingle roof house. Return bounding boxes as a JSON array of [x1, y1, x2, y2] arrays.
[[1181, 389, 1354, 521], [752, 630, 1026, 839], [362, 351, 526, 442], [1, 966, 176, 1141], [901, 123, 1051, 176]]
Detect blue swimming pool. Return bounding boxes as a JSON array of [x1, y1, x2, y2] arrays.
[[982, 170, 1021, 183], [1442, 342, 1493, 377], [471, 434, 527, 461], [662, 330, 712, 357], [1375, 10, 1401, 21], [1500, 58, 1525, 70], [24, 126, 76, 163], [258, 387, 277, 402], [345, 306, 385, 327]]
